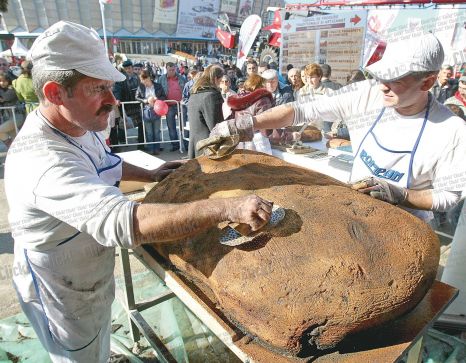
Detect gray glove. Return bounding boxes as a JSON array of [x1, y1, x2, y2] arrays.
[[351, 177, 408, 205], [196, 113, 254, 158]]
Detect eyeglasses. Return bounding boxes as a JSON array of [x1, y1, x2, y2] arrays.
[[0, 63, 8, 66]]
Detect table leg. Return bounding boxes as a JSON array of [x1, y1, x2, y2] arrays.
[[118, 248, 140, 342]]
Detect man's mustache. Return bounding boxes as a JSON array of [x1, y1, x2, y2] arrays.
[[96, 104, 114, 116]]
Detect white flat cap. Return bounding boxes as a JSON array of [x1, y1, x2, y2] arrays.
[[28, 21, 125, 82], [365, 33, 444, 82]]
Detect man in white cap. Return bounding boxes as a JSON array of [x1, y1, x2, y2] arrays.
[[4, 21, 272, 362], [262, 69, 294, 106], [199, 33, 466, 223]]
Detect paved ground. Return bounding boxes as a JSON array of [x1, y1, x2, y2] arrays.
[[0, 141, 186, 319]]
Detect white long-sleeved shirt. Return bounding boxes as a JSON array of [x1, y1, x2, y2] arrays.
[[5, 110, 136, 252], [292, 80, 466, 211]]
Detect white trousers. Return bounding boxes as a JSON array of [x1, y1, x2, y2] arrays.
[[17, 290, 112, 363]]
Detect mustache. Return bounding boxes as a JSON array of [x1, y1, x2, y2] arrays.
[[96, 104, 114, 116]]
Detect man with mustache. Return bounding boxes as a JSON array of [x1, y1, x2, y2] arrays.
[[4, 21, 272, 363]]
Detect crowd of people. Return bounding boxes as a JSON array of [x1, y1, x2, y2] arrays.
[[2, 47, 464, 157], [0, 57, 39, 148]]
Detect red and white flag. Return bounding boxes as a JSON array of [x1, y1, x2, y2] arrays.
[[236, 15, 262, 70]]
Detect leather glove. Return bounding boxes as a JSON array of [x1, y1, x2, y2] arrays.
[[196, 134, 240, 159], [210, 113, 254, 141], [196, 113, 254, 158], [351, 177, 408, 205]]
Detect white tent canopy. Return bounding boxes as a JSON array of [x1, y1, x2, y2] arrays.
[[0, 38, 29, 58]]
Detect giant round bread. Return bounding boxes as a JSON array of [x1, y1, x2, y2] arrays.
[[143, 151, 439, 356]]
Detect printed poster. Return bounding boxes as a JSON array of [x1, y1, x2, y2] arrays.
[[227, 0, 255, 25], [153, 0, 178, 25], [176, 0, 221, 39], [221, 0, 238, 15]]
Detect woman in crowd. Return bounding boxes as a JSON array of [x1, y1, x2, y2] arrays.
[[135, 70, 166, 155], [228, 74, 274, 154], [297, 63, 327, 102], [297, 63, 330, 130], [0, 74, 19, 148], [12, 61, 39, 114], [187, 64, 225, 158]]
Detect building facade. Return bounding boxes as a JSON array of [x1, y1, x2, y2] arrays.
[[0, 0, 284, 58]]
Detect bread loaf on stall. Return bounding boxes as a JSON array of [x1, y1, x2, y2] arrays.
[[144, 151, 439, 356]]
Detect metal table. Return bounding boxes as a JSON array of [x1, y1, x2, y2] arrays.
[[118, 244, 458, 363]]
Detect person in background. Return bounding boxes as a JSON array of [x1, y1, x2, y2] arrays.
[[0, 74, 19, 148], [187, 64, 224, 158], [113, 60, 142, 147], [444, 75, 466, 115], [219, 74, 237, 120], [262, 69, 293, 106], [431, 65, 457, 104], [297, 63, 329, 131], [132, 62, 143, 77], [0, 57, 17, 82], [320, 64, 342, 91], [236, 77, 246, 93], [225, 67, 238, 92], [181, 69, 200, 149], [12, 61, 39, 114], [246, 60, 258, 77], [346, 69, 366, 84], [158, 62, 186, 151], [229, 74, 273, 154], [268, 62, 288, 88], [135, 70, 166, 155], [287, 68, 304, 100], [298, 63, 327, 100]]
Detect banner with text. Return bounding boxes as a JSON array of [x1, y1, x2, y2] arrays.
[[153, 0, 178, 25], [176, 0, 221, 39], [280, 10, 367, 85]]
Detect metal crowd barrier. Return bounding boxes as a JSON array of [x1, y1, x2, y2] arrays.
[[0, 105, 22, 135], [111, 100, 186, 152]]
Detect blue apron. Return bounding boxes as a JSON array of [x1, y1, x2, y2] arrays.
[[350, 95, 432, 220]]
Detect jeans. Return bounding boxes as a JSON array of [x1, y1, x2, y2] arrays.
[[144, 117, 161, 153], [181, 104, 189, 151], [166, 104, 180, 150]]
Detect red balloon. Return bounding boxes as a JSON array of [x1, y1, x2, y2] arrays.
[[153, 100, 169, 116]]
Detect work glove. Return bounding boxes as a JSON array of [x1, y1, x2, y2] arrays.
[[196, 113, 254, 159], [351, 177, 408, 205]]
